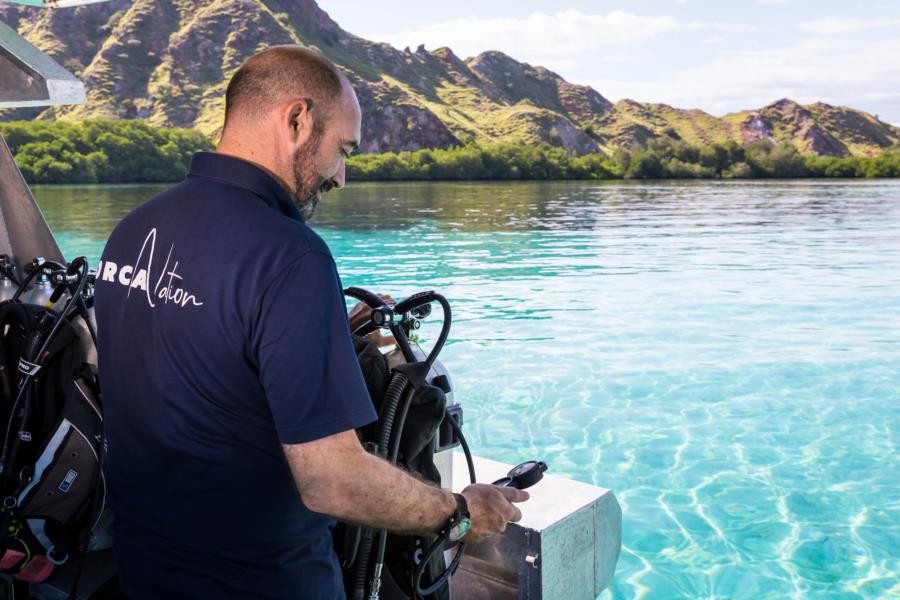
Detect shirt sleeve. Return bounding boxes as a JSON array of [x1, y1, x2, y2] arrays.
[[250, 251, 377, 444]]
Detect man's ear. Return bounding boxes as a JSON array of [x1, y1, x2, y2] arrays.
[[286, 98, 314, 144]]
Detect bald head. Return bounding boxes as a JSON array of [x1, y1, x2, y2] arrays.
[[224, 46, 346, 128], [217, 46, 362, 221]]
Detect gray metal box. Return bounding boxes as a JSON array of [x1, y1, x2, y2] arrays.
[[438, 453, 621, 600]]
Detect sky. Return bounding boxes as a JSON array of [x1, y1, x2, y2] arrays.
[[318, 0, 900, 125]]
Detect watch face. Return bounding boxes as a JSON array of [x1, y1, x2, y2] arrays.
[[448, 517, 471, 542]]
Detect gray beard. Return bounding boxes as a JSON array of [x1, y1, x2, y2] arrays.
[[297, 192, 319, 221]]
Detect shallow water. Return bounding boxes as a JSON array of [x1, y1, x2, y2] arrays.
[[35, 180, 900, 599]]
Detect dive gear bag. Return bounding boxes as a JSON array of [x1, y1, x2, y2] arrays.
[[0, 258, 105, 593]]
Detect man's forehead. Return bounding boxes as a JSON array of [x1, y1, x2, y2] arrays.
[[337, 88, 362, 143]]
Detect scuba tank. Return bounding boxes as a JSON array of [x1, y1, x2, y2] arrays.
[[73, 270, 99, 365], [82, 270, 98, 334], [0, 256, 17, 304], [45, 260, 99, 362], [19, 258, 55, 306], [383, 344, 453, 404], [13, 258, 98, 347]]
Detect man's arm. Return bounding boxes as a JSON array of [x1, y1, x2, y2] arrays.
[[283, 430, 528, 541]]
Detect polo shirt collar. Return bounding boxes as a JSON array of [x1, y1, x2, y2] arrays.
[[187, 152, 304, 222]]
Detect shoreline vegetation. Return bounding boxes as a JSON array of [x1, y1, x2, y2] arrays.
[[1, 120, 899, 185]]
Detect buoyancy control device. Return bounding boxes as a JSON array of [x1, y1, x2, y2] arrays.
[[0, 256, 105, 598], [336, 288, 476, 600]]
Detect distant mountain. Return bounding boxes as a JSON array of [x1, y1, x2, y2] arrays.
[[1, 0, 898, 156]]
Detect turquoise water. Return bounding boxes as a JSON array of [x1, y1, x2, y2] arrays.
[[34, 181, 900, 599]]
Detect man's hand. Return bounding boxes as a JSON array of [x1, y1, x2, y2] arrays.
[[460, 484, 529, 544], [347, 293, 395, 332]]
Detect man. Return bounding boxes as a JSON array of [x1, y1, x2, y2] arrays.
[[93, 46, 527, 599]]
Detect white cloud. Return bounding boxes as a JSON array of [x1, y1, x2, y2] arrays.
[[359, 6, 900, 123], [526, 58, 580, 74], [798, 17, 900, 34], [597, 53, 636, 63], [862, 91, 900, 101], [364, 10, 748, 61], [587, 37, 900, 118]]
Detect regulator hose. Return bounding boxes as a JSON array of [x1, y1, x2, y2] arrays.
[[412, 412, 476, 598], [376, 373, 410, 458], [392, 292, 452, 370], [369, 385, 416, 597], [353, 370, 411, 599], [351, 531, 373, 600], [447, 412, 476, 485], [344, 287, 388, 310], [10, 259, 66, 303]]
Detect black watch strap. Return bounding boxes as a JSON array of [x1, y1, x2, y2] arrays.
[[416, 494, 471, 596], [452, 492, 469, 520]]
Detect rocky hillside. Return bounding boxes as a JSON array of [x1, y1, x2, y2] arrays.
[[1, 0, 898, 156]]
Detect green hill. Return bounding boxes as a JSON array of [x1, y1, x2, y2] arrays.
[[1, 0, 898, 157]]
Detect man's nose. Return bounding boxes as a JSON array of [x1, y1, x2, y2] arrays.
[[330, 161, 346, 189]]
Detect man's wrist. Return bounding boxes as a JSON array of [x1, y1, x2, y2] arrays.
[[432, 491, 471, 542], [447, 493, 471, 542], [429, 489, 458, 533]]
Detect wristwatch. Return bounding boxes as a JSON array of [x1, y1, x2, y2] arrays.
[[416, 493, 471, 596], [446, 493, 471, 542]]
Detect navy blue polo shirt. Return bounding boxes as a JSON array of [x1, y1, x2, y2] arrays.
[[94, 152, 376, 599]]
